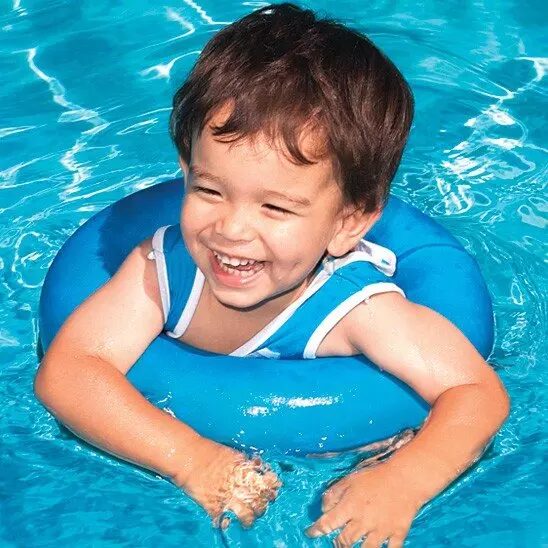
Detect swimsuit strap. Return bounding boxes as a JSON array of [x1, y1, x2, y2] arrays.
[[149, 224, 204, 337], [231, 240, 404, 359], [150, 227, 404, 357]]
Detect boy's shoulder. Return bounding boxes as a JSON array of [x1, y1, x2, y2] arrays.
[[51, 235, 165, 375], [104, 233, 165, 326], [135, 236, 160, 301], [318, 290, 492, 407], [115, 236, 161, 312], [316, 291, 407, 358]]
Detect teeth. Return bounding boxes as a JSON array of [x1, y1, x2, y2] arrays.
[[212, 250, 264, 278], [214, 251, 257, 266], [219, 263, 259, 277]]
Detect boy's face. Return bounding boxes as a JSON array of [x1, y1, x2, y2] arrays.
[[180, 113, 376, 311]]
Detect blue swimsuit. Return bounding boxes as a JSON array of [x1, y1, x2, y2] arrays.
[[149, 224, 404, 359]]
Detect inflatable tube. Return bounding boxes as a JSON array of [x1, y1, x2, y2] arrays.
[[39, 179, 494, 454]]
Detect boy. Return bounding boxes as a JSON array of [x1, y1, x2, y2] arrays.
[[35, 4, 509, 546]]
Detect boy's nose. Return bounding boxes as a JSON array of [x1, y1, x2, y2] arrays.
[[215, 206, 255, 242]]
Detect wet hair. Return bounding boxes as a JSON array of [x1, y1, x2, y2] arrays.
[[170, 3, 414, 212]]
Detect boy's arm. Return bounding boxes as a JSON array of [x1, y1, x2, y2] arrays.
[[345, 292, 510, 491], [35, 240, 201, 482], [35, 239, 280, 525], [307, 292, 509, 545]]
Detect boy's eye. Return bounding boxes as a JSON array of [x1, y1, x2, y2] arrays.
[[264, 204, 293, 215], [194, 186, 220, 196], [191, 187, 292, 215]]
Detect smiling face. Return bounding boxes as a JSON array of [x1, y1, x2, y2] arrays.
[[179, 113, 378, 312]]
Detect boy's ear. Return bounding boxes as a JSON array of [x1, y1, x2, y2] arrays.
[[327, 206, 381, 257]]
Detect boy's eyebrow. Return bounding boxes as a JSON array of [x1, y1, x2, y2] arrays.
[[188, 165, 227, 185], [188, 165, 312, 208]]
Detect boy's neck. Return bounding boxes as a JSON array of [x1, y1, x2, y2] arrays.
[[206, 262, 327, 328]]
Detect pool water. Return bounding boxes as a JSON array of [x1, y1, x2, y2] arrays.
[[1, 0, 546, 546]]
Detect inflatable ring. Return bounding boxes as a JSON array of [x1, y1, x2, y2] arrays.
[[39, 179, 493, 454]]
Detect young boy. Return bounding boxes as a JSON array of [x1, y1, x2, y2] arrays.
[[35, 4, 509, 546]]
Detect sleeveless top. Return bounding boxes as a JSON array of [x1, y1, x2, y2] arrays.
[[148, 224, 405, 359]]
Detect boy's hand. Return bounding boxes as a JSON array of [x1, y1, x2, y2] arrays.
[[172, 437, 281, 528], [306, 462, 423, 547]]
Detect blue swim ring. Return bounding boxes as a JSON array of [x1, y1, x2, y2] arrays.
[[39, 179, 494, 455]]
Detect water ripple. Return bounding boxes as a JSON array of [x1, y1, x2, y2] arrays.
[[0, 1, 546, 546]]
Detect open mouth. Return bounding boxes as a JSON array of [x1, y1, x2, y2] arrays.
[[212, 250, 265, 279]]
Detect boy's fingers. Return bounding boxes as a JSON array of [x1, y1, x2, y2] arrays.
[[361, 531, 387, 548], [224, 498, 256, 528], [251, 496, 269, 517], [262, 489, 278, 502], [250, 469, 281, 501], [208, 501, 227, 525], [263, 471, 282, 491], [306, 507, 349, 538], [220, 514, 232, 530], [386, 529, 408, 547], [333, 520, 363, 547], [322, 484, 347, 512]]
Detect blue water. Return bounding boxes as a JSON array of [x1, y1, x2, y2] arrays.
[[1, 0, 546, 546]]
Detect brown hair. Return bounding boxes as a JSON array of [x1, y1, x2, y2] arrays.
[[170, 3, 414, 212]]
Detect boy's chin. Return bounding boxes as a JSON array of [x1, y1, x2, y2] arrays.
[[210, 287, 267, 311]]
